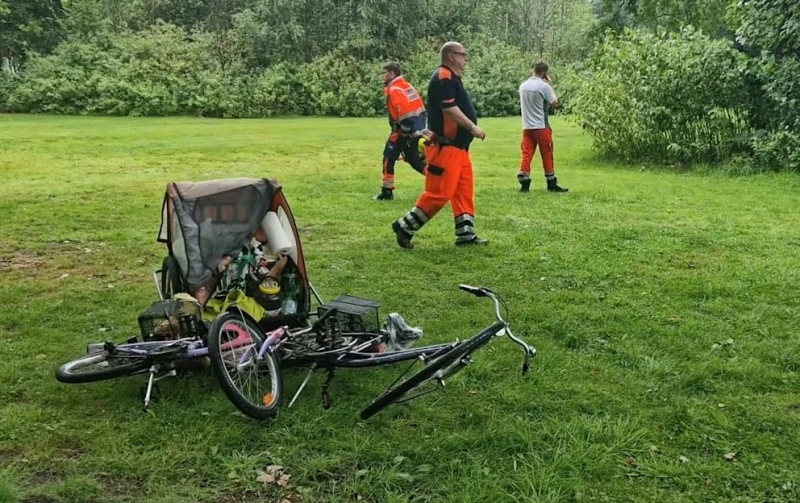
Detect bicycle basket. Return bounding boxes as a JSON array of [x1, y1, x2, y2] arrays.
[[137, 298, 204, 341], [317, 295, 380, 334]]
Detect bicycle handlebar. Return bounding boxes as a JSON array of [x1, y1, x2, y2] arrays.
[[460, 284, 505, 323], [458, 284, 492, 297], [459, 284, 537, 373]]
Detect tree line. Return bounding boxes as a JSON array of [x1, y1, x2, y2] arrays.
[[1, 0, 797, 171]]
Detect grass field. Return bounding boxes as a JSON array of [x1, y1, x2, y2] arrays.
[[1, 114, 800, 503]]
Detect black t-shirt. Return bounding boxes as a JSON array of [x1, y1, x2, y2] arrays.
[[426, 65, 477, 149]]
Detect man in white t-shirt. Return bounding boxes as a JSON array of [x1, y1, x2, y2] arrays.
[[517, 61, 568, 193]]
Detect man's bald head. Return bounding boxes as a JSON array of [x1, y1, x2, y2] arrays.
[[440, 41, 468, 75], [440, 41, 464, 61]]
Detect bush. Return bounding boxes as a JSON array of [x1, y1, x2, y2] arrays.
[[573, 27, 751, 165], [8, 22, 217, 116], [298, 51, 385, 117], [744, 54, 800, 171], [0, 71, 18, 112], [459, 33, 530, 117], [548, 61, 589, 116], [4, 25, 562, 119]]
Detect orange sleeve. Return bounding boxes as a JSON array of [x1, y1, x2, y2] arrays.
[[387, 88, 406, 121]]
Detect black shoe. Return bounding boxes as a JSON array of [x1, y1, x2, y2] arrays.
[[455, 236, 489, 246], [547, 177, 568, 192], [373, 188, 394, 200], [391, 221, 414, 249], [519, 178, 531, 193]]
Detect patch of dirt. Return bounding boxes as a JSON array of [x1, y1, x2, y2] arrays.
[[311, 469, 347, 484], [22, 497, 58, 503], [28, 469, 63, 487], [0, 249, 44, 270], [55, 447, 85, 460], [99, 475, 143, 498], [0, 447, 23, 462], [219, 489, 272, 503]]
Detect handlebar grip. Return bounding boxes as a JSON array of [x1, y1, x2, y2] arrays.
[[458, 284, 488, 297], [312, 307, 338, 332]]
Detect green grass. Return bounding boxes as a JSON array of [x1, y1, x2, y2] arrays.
[[1, 114, 800, 503]]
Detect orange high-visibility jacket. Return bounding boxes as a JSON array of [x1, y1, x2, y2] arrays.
[[385, 76, 427, 135]]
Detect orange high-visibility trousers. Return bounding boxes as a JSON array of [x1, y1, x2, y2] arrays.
[[518, 128, 554, 178], [415, 144, 475, 219], [394, 144, 478, 244]]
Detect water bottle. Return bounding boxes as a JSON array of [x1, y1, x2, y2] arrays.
[[281, 272, 299, 315]]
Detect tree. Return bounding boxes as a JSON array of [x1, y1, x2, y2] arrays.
[[0, 0, 65, 71]]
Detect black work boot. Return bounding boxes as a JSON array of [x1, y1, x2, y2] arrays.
[[519, 178, 531, 193], [547, 177, 568, 193], [455, 236, 489, 246], [391, 221, 414, 249], [373, 187, 394, 200]]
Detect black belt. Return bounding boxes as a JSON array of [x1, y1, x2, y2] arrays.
[[427, 136, 469, 151]]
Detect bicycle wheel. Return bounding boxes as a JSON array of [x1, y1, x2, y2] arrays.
[[359, 321, 504, 420], [161, 255, 185, 299], [208, 312, 283, 420], [56, 350, 151, 384]]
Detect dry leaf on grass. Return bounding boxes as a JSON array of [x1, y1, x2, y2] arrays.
[[256, 473, 275, 484], [624, 456, 638, 467], [724, 452, 739, 461], [257, 465, 292, 490]]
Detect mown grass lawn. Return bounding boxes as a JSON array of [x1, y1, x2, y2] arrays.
[[1, 114, 799, 503]]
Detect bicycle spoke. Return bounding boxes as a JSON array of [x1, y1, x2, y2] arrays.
[[395, 382, 441, 404], [383, 357, 421, 393]]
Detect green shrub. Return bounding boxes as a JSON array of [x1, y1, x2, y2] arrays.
[[5, 24, 565, 120], [573, 27, 751, 165], [298, 51, 385, 117]]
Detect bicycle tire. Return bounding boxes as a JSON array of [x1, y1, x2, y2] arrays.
[[208, 312, 283, 420], [161, 255, 185, 298], [55, 352, 151, 384], [359, 321, 505, 420]]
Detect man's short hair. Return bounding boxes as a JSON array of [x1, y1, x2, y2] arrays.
[[383, 62, 402, 76], [533, 62, 549, 75], [440, 41, 463, 61]]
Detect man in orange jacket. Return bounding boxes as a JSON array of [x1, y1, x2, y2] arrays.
[[374, 62, 427, 201], [391, 42, 488, 248]]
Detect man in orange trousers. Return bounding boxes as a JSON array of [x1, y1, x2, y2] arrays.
[[391, 41, 488, 249]]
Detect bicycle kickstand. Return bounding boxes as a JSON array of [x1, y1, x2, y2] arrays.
[[321, 368, 335, 410], [288, 363, 317, 408], [141, 365, 177, 412]]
